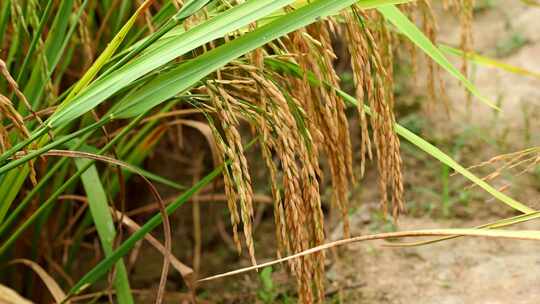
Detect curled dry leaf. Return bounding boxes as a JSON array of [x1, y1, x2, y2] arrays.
[[199, 229, 540, 282], [10, 149, 171, 304], [9, 259, 68, 303], [0, 284, 33, 304]]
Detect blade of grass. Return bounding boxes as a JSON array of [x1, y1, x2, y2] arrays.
[[127, 164, 187, 190], [440, 44, 540, 80], [111, 0, 132, 36], [15, 0, 54, 85], [0, 1, 10, 52], [59, 0, 155, 109], [22, 0, 75, 106], [266, 58, 534, 214], [0, 117, 111, 176], [114, 0, 413, 118], [521, 0, 540, 7], [45, 0, 299, 129], [9, 259, 67, 303], [122, 2, 176, 47], [377, 5, 498, 110], [197, 228, 540, 282], [113, 209, 194, 279], [0, 0, 87, 224], [0, 168, 30, 224], [99, 0, 212, 81], [390, 123, 534, 213], [65, 154, 225, 299], [0, 111, 147, 255], [64, 1, 418, 296], [75, 147, 134, 304], [0, 148, 87, 236], [385, 211, 540, 247]]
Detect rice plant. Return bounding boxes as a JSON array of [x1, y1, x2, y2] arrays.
[[0, 0, 538, 303]]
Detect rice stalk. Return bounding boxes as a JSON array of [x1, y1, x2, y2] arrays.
[[207, 83, 257, 266], [1, 1, 522, 303], [344, 10, 404, 218]]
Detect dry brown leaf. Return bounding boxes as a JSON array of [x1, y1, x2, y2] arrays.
[[0, 284, 33, 304], [9, 259, 67, 303]]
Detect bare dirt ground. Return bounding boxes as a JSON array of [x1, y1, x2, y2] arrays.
[[433, 2, 540, 138], [329, 213, 540, 304]]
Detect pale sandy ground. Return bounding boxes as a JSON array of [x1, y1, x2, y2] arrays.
[[330, 214, 540, 304], [432, 2, 540, 138]]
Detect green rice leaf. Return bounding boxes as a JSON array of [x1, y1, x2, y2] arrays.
[[59, 0, 155, 109], [266, 58, 534, 214], [46, 0, 298, 128], [75, 146, 134, 304], [115, 0, 412, 118], [440, 44, 540, 80], [377, 5, 499, 110], [64, 0, 417, 296]]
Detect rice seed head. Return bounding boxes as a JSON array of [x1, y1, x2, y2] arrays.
[[244, 68, 326, 302], [343, 11, 405, 218], [207, 83, 257, 267], [0, 59, 46, 130], [0, 94, 37, 185], [342, 8, 373, 177], [197, 3, 477, 301]]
